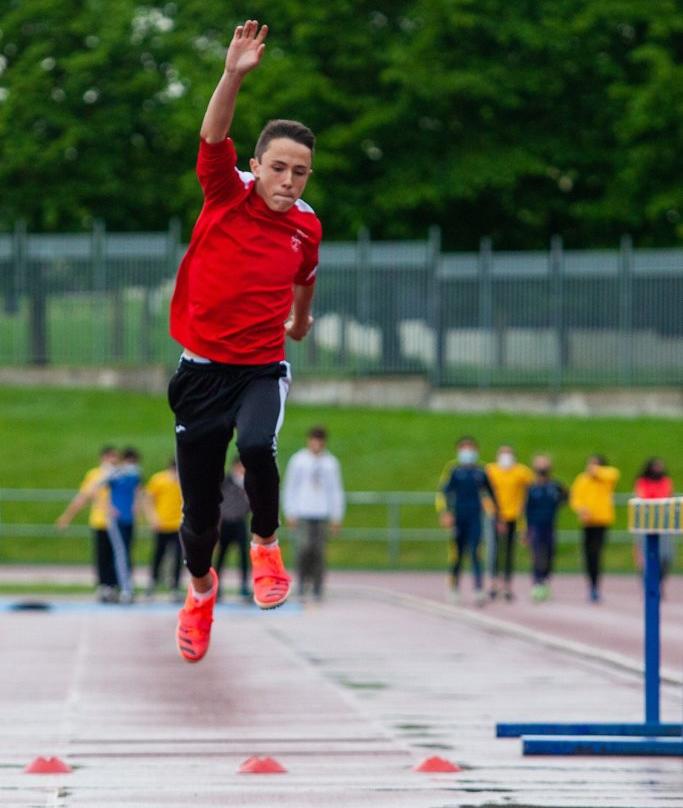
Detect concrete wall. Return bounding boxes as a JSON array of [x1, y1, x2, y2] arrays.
[[1, 366, 681, 417]]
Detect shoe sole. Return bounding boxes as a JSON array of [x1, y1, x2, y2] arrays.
[[177, 647, 203, 663], [176, 625, 210, 663], [176, 638, 207, 663], [253, 581, 291, 610]]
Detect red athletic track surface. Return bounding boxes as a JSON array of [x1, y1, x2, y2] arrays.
[[0, 567, 681, 807]]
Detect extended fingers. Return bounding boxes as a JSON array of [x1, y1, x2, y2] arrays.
[[237, 19, 267, 40]]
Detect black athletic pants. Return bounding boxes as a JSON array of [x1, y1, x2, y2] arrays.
[[583, 525, 607, 589], [214, 519, 250, 592], [528, 523, 555, 584], [168, 358, 291, 578], [93, 528, 117, 587], [295, 519, 329, 597], [492, 520, 517, 584], [150, 531, 182, 590], [451, 514, 483, 590]]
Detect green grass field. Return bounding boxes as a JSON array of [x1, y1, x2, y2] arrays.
[[0, 385, 681, 574]]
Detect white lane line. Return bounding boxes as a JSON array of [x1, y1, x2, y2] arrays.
[[338, 584, 683, 687]]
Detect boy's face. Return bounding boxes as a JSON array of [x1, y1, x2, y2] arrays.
[[249, 137, 312, 212], [456, 441, 478, 464], [307, 436, 325, 454], [533, 456, 551, 478]]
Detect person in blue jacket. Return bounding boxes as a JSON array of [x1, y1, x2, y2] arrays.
[[104, 447, 143, 603], [436, 436, 498, 606], [524, 454, 567, 602]]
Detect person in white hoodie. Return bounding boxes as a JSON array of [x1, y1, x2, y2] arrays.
[[283, 426, 345, 600]]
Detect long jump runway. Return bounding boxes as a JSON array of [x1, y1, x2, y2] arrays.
[[1, 587, 681, 807]]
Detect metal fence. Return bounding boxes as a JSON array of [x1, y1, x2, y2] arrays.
[[1, 222, 682, 388], [0, 487, 657, 568]]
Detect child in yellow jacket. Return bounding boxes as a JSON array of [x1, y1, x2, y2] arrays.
[[570, 455, 620, 603], [485, 446, 534, 601]]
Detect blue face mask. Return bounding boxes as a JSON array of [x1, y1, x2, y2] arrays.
[[458, 448, 478, 465]]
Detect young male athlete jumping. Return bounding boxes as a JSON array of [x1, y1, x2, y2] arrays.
[[168, 19, 321, 662]]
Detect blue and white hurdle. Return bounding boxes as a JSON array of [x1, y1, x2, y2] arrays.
[[497, 496, 683, 756]]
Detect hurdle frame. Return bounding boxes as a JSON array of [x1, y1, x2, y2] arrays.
[[496, 496, 683, 756]]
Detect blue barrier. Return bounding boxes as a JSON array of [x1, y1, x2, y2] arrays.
[[497, 498, 683, 757]]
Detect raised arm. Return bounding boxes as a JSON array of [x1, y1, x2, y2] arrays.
[[200, 20, 268, 143]]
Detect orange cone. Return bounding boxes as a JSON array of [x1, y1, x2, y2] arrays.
[[24, 756, 72, 774], [414, 756, 461, 773], [237, 755, 287, 774]]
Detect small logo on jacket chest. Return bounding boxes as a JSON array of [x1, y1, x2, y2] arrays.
[[291, 234, 303, 253]]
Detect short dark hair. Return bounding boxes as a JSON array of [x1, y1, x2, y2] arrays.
[[456, 435, 478, 447], [308, 426, 327, 441], [99, 445, 116, 457], [122, 447, 140, 462], [254, 119, 315, 160], [638, 457, 666, 479]]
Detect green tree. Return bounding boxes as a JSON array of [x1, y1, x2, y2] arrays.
[[0, 0, 681, 245], [0, 0, 185, 230]]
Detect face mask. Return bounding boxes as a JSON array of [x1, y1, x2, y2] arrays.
[[534, 468, 550, 477], [232, 472, 245, 488], [648, 470, 664, 480], [458, 448, 478, 465], [497, 452, 515, 469]]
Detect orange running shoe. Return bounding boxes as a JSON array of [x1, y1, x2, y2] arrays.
[[251, 543, 291, 609], [176, 567, 218, 663]]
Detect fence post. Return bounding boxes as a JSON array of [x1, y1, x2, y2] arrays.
[[356, 228, 371, 373], [140, 290, 153, 364], [387, 495, 401, 567], [166, 217, 181, 276], [95, 219, 123, 363], [428, 225, 444, 387], [23, 221, 49, 366], [550, 235, 566, 392], [5, 223, 21, 316], [619, 234, 634, 386], [91, 219, 106, 363], [478, 236, 493, 388]]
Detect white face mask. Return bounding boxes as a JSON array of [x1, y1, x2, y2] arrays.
[[458, 448, 478, 465], [497, 452, 515, 469], [232, 472, 245, 488]]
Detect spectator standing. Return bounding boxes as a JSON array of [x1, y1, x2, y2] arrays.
[[144, 459, 183, 601], [283, 427, 344, 600], [524, 454, 567, 602], [104, 447, 143, 603], [214, 456, 251, 600], [634, 458, 675, 597], [570, 455, 620, 603], [485, 446, 534, 601], [436, 436, 498, 606], [56, 446, 120, 602]]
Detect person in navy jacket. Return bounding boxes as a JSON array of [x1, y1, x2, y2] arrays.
[[524, 454, 567, 602], [436, 436, 498, 606]]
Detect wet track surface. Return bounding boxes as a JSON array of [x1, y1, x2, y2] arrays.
[[0, 574, 682, 807]]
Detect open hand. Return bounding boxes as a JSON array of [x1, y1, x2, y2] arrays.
[[225, 19, 268, 76]]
